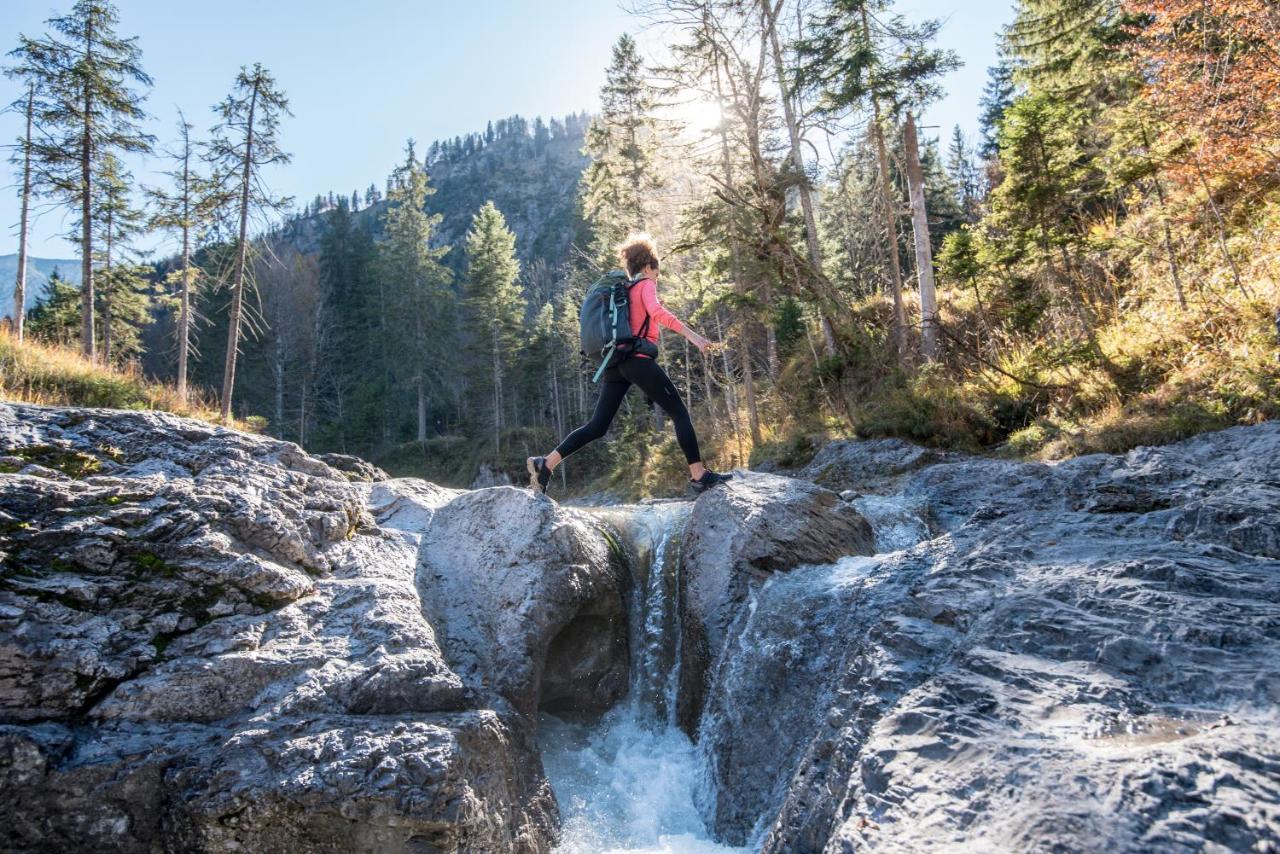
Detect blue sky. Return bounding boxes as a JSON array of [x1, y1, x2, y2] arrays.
[[1, 0, 1014, 260]]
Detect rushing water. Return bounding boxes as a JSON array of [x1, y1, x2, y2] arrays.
[[538, 493, 932, 853], [539, 502, 746, 854]]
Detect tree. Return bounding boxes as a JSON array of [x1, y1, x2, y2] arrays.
[[207, 63, 291, 421], [761, 0, 839, 357], [946, 125, 981, 220], [903, 113, 941, 359], [25, 269, 80, 345], [465, 201, 523, 453], [800, 0, 959, 362], [380, 141, 452, 443], [96, 261, 151, 362], [316, 197, 379, 451], [3, 80, 39, 341], [1127, 0, 1279, 224], [581, 34, 664, 258], [92, 152, 145, 362], [147, 110, 225, 402], [10, 0, 152, 361], [978, 59, 1016, 159]]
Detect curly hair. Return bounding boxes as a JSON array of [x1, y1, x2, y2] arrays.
[[616, 233, 659, 278]]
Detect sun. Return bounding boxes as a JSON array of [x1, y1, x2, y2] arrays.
[[667, 95, 724, 137]]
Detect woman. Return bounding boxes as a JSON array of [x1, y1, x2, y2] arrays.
[[527, 235, 733, 495]]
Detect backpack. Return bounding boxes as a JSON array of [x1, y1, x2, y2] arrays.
[[578, 269, 659, 382]]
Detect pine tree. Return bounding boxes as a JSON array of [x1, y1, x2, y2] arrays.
[[762, 0, 839, 356], [978, 59, 1016, 159], [946, 126, 981, 221], [147, 110, 225, 402], [26, 269, 81, 345], [10, 0, 153, 361], [379, 141, 452, 443], [581, 34, 663, 259], [464, 201, 523, 453], [95, 261, 151, 362], [92, 152, 146, 362], [207, 63, 291, 421]]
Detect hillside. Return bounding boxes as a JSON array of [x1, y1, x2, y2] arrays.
[[269, 113, 590, 274], [0, 255, 81, 322]]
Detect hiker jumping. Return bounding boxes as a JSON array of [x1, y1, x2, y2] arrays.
[[527, 234, 733, 495]]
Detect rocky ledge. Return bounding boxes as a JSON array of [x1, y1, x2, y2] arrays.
[[0, 404, 629, 853], [701, 427, 1280, 851]]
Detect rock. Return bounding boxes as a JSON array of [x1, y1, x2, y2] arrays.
[[416, 487, 629, 719], [315, 452, 389, 482], [798, 437, 954, 493], [697, 424, 1280, 851], [678, 472, 874, 731], [0, 405, 559, 851]]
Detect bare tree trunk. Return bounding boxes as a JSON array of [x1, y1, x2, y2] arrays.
[[872, 112, 907, 363], [298, 377, 307, 445], [416, 313, 428, 443], [417, 378, 427, 443], [708, 35, 761, 447], [764, 0, 836, 357], [80, 53, 96, 362], [273, 328, 285, 434], [220, 77, 260, 421], [1139, 126, 1187, 310], [492, 326, 502, 454], [1193, 156, 1249, 298], [102, 208, 114, 363], [177, 124, 193, 402], [13, 86, 33, 343], [903, 113, 939, 361], [715, 314, 744, 466], [860, 8, 907, 364]]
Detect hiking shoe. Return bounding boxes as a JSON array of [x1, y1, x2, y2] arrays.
[[689, 469, 733, 493], [526, 456, 552, 494]]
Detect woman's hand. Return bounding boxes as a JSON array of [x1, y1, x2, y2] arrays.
[[687, 331, 713, 354]]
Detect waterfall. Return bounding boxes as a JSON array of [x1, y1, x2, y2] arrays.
[[539, 501, 745, 854]]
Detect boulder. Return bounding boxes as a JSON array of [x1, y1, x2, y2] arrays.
[[678, 472, 874, 731], [797, 437, 954, 493], [416, 487, 629, 719]]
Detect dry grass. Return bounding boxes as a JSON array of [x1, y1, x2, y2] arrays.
[[0, 335, 260, 432]]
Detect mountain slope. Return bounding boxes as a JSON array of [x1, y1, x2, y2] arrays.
[[0, 255, 82, 321]]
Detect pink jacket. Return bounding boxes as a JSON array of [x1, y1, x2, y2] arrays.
[[629, 278, 683, 350]]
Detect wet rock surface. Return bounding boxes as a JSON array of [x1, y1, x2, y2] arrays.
[[678, 472, 874, 731], [0, 404, 623, 853], [690, 424, 1280, 851]]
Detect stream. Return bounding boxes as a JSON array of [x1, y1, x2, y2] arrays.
[[538, 493, 932, 853], [539, 501, 744, 854]]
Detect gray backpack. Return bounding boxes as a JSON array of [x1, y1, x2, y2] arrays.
[[578, 270, 657, 382]]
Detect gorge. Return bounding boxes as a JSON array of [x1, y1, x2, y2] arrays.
[[1, 402, 1278, 852]]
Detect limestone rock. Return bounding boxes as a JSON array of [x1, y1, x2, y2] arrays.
[[697, 424, 1280, 852], [416, 487, 629, 719], [678, 472, 874, 731], [0, 405, 558, 852]]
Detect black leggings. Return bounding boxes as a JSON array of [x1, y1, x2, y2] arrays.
[[554, 357, 701, 464]]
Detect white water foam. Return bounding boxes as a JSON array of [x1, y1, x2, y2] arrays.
[[540, 704, 746, 854], [543, 501, 744, 854]]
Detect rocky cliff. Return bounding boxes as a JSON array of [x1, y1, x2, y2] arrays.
[[2, 402, 1277, 852]]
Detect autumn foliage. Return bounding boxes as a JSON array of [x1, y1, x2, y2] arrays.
[[1128, 0, 1280, 195]]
